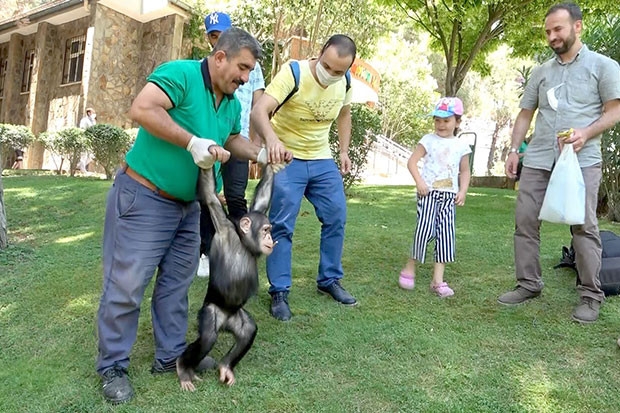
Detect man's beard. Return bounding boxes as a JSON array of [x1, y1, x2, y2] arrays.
[[550, 29, 576, 55]]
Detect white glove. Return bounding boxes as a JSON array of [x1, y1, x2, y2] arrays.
[[187, 136, 217, 169], [257, 147, 268, 165]]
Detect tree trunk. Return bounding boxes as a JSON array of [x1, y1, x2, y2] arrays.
[[608, 195, 620, 222], [486, 121, 501, 175]]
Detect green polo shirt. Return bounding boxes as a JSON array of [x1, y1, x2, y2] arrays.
[[126, 59, 241, 201]]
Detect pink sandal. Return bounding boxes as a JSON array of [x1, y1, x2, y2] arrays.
[[430, 282, 454, 298], [398, 272, 415, 290]]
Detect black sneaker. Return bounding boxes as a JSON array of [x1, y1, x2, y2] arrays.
[[317, 281, 357, 306], [270, 291, 292, 321], [150, 358, 177, 374], [101, 366, 133, 404]]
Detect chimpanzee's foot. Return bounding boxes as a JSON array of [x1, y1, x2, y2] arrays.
[[177, 359, 202, 392]]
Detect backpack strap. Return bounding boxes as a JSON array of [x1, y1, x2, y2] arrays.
[[272, 61, 351, 116], [272, 60, 300, 116]]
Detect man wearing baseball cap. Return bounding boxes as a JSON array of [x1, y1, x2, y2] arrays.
[[197, 12, 266, 278], [204, 11, 232, 34]]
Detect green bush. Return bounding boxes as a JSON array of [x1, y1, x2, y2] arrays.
[[583, 14, 619, 221], [601, 126, 620, 221], [85, 124, 132, 179], [125, 128, 139, 146], [39, 128, 88, 176], [0, 124, 35, 169], [329, 104, 382, 190]]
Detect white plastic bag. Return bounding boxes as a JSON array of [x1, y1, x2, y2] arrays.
[[538, 143, 585, 225]]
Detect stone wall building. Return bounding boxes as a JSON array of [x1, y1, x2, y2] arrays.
[[0, 0, 192, 168]]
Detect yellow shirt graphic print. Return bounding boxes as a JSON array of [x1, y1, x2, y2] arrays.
[[265, 60, 352, 160]]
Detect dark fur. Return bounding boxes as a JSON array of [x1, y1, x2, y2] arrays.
[[177, 165, 274, 388]]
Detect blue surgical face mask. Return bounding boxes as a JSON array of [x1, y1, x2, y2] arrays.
[[316, 60, 343, 87]]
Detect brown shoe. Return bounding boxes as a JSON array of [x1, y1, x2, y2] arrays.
[[571, 297, 601, 324], [497, 286, 540, 306]]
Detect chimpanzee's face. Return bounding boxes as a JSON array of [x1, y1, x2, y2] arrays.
[[259, 223, 274, 255]]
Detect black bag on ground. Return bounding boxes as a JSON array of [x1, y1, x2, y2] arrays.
[[554, 230, 620, 296]]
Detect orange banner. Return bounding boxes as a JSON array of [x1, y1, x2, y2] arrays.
[[350, 58, 380, 92]]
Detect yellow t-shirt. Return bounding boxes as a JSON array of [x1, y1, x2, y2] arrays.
[[265, 60, 352, 159]]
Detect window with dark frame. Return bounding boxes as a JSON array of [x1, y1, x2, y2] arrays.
[[62, 34, 86, 84], [0, 58, 7, 97], [21, 49, 34, 93]]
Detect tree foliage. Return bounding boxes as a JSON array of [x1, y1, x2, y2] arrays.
[[468, 46, 530, 175], [181, 0, 395, 81], [0, 0, 51, 20], [582, 14, 620, 221], [230, 0, 395, 79], [0, 173, 5, 249], [329, 104, 382, 190], [371, 30, 437, 149], [0, 124, 35, 169], [182, 3, 211, 60], [85, 124, 132, 180], [601, 129, 620, 221], [383, 0, 557, 95], [0, 123, 35, 250], [39, 128, 88, 177]]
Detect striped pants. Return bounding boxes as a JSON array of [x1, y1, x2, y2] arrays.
[[411, 190, 456, 263]]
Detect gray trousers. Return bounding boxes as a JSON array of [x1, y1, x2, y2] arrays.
[[96, 171, 200, 374], [514, 165, 604, 302]]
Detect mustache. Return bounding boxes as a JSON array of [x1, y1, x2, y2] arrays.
[[233, 79, 245, 86]]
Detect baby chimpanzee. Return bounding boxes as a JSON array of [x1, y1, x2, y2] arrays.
[[177, 165, 276, 391]]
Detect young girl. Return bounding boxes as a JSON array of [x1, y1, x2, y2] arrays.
[[398, 97, 471, 297]]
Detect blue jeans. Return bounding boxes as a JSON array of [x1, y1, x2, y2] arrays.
[[266, 158, 347, 293], [96, 170, 200, 373]]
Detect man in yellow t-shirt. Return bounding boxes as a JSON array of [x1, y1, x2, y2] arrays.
[[251, 34, 357, 321]]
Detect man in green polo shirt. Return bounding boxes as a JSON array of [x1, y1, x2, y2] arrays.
[[95, 28, 289, 404]]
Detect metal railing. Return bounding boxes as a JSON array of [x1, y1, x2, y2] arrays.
[[372, 134, 412, 160]]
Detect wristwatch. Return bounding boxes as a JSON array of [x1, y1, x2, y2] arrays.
[[509, 147, 518, 154]]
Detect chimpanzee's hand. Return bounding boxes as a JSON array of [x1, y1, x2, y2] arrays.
[[270, 162, 288, 173], [258, 148, 290, 173], [187, 136, 230, 168]]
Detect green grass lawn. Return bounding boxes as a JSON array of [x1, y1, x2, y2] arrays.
[[1, 174, 620, 413]]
